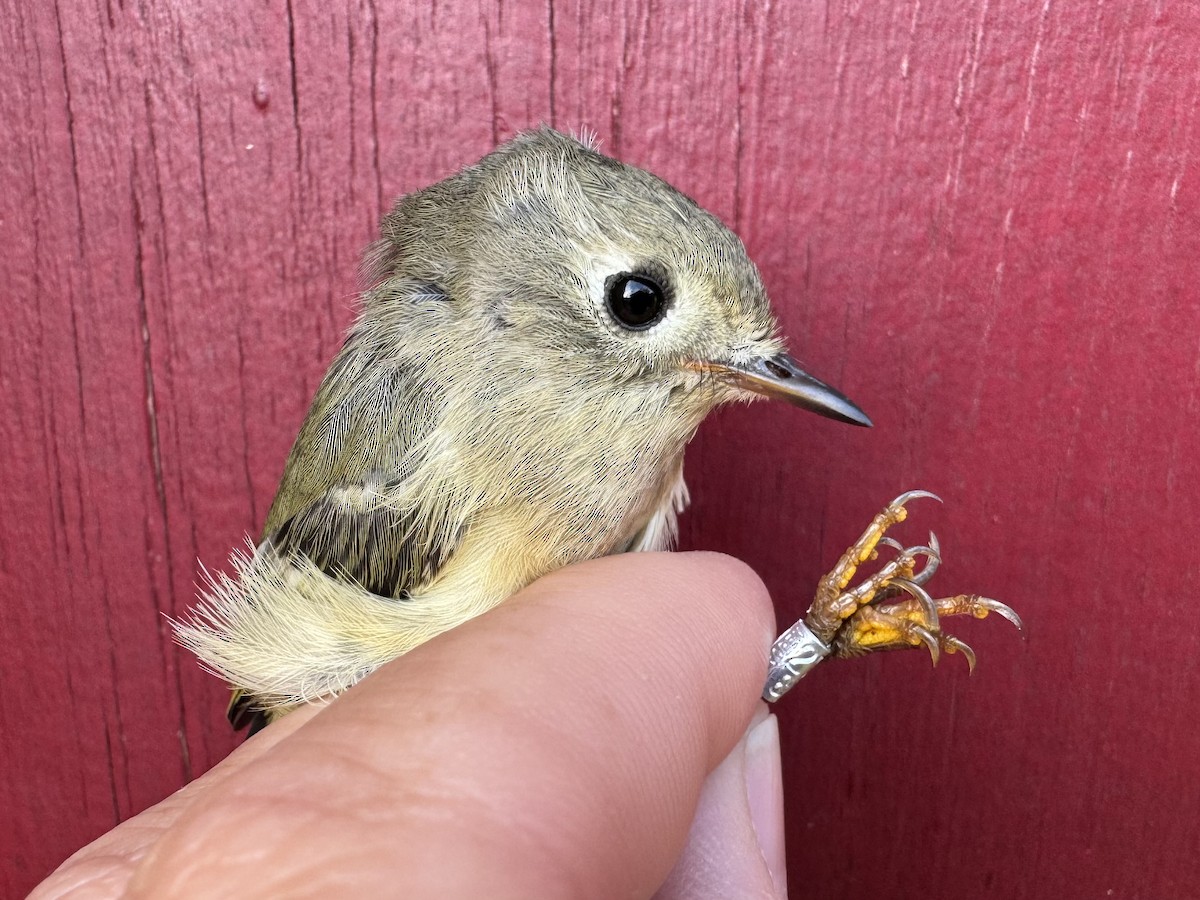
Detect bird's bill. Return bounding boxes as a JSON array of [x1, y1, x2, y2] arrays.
[[698, 353, 873, 427]]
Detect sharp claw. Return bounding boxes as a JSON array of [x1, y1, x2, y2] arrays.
[[911, 534, 942, 586], [889, 578, 941, 632], [877, 536, 941, 585], [891, 489, 943, 508], [974, 597, 1024, 631], [943, 635, 977, 672], [911, 624, 941, 665], [904, 544, 939, 561]]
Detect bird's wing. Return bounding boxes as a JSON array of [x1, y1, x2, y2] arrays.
[[227, 343, 456, 732], [260, 340, 457, 599], [265, 481, 458, 598]]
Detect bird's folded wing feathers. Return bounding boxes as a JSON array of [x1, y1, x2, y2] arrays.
[[186, 341, 467, 724], [262, 343, 457, 599]]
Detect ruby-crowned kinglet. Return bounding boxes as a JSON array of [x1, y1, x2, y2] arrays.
[[178, 129, 1018, 731]]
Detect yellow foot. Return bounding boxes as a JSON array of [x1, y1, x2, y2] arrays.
[[830, 586, 1023, 670], [763, 491, 1022, 702]]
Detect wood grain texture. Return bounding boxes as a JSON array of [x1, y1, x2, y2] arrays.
[[2, 0, 1197, 896]]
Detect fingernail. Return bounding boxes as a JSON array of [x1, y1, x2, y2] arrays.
[[653, 706, 788, 900], [744, 707, 787, 898]]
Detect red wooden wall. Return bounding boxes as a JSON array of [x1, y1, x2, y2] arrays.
[[3, 1, 1197, 896]]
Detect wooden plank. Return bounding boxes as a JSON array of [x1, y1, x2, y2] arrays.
[[2, 0, 1197, 896]]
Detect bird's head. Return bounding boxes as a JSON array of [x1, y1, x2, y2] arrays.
[[370, 128, 870, 431]]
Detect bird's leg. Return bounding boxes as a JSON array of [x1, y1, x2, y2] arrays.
[[763, 491, 1022, 702]]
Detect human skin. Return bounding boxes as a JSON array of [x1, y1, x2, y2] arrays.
[[33, 552, 787, 899]]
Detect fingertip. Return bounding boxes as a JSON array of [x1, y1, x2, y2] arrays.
[[669, 551, 777, 652], [533, 551, 775, 743]]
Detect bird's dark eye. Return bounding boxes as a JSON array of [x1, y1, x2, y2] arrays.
[[605, 273, 667, 330]]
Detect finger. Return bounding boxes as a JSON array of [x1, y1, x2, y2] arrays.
[[29, 706, 321, 899], [128, 551, 777, 899], [655, 705, 787, 900]]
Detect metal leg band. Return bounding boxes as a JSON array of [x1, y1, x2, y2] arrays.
[[762, 619, 831, 702]]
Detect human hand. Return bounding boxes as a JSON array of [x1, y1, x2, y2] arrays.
[[34, 552, 787, 899]]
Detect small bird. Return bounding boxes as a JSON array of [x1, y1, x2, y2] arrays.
[[178, 128, 1017, 731]]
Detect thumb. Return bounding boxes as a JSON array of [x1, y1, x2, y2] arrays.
[[655, 704, 788, 899]]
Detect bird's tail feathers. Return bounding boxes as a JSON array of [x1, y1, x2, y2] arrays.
[[174, 541, 458, 709]]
